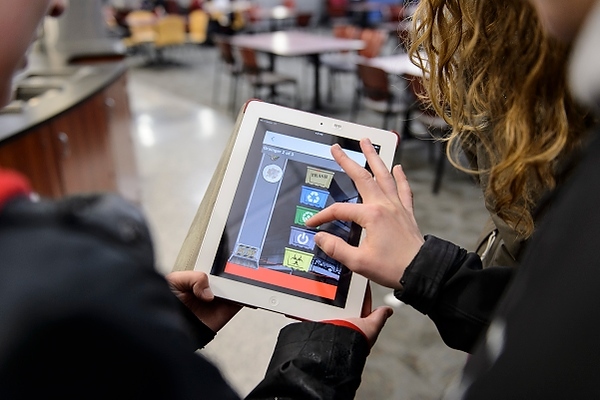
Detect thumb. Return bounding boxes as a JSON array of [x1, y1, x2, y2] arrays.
[[367, 306, 394, 329], [314, 232, 358, 270], [192, 279, 214, 301], [361, 306, 393, 347]]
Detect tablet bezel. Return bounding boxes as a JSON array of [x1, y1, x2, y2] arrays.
[[193, 101, 398, 321]]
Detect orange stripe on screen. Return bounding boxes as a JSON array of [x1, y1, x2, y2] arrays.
[[224, 262, 337, 300]]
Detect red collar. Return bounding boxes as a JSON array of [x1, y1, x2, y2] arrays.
[[0, 169, 31, 210]]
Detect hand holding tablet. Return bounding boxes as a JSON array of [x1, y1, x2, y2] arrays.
[[193, 101, 398, 321]]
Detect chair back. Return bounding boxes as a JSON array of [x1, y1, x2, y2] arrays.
[[358, 29, 388, 58], [246, 4, 261, 23], [296, 13, 312, 28], [239, 48, 261, 75], [154, 15, 186, 48], [214, 36, 236, 66], [125, 10, 157, 44], [332, 24, 360, 55], [328, 0, 348, 18], [188, 9, 209, 43], [333, 24, 360, 39], [231, 10, 245, 31], [388, 5, 405, 22], [403, 73, 449, 128], [357, 64, 391, 102], [125, 10, 156, 26]]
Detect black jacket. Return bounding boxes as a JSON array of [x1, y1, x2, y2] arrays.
[[455, 127, 600, 397], [396, 124, 600, 396], [0, 194, 369, 399], [396, 235, 514, 353]]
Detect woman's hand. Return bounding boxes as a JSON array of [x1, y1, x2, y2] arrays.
[[166, 271, 241, 332], [306, 138, 425, 290]]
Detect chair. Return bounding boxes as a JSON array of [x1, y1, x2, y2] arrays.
[[231, 10, 246, 32], [243, 5, 265, 33], [332, 24, 361, 42], [327, 0, 350, 24], [319, 24, 359, 99], [295, 13, 313, 29], [153, 15, 187, 65], [122, 10, 156, 51], [238, 47, 299, 108], [188, 9, 209, 45], [357, 29, 388, 59], [212, 36, 242, 114], [351, 63, 410, 131], [324, 28, 388, 103], [387, 5, 406, 22], [351, 65, 449, 193], [402, 73, 452, 194]]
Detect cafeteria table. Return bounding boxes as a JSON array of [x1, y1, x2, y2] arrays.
[[230, 31, 364, 111], [363, 53, 424, 77]]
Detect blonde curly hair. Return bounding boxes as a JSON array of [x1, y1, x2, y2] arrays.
[[408, 0, 592, 238]]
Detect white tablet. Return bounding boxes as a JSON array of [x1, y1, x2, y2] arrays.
[[194, 101, 398, 321]]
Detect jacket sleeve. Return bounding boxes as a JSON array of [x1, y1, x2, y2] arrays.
[[246, 322, 370, 400], [175, 298, 218, 349], [395, 235, 515, 352], [0, 194, 241, 399]]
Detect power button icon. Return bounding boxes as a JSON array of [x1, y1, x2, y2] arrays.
[[269, 296, 279, 306]]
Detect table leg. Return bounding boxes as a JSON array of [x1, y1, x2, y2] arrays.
[[268, 53, 277, 100], [268, 53, 275, 71], [309, 53, 321, 111]]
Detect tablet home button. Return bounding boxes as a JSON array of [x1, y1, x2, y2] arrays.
[[269, 296, 279, 306]]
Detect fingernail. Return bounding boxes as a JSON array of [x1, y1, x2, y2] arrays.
[[203, 287, 214, 299], [313, 232, 322, 246]]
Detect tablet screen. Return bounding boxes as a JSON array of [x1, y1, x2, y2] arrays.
[[210, 118, 379, 308]]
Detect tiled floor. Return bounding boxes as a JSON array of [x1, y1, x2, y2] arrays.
[[126, 39, 490, 399]]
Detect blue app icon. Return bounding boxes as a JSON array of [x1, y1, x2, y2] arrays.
[[299, 186, 329, 209], [289, 226, 316, 250]]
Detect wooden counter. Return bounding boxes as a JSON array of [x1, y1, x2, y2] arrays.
[[0, 62, 140, 203]]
